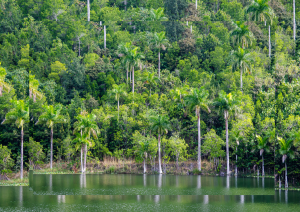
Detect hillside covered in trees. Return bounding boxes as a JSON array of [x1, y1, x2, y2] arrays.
[[1, 0, 300, 188]]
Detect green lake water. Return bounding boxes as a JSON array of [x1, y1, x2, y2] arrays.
[[1, 174, 299, 211], [31, 174, 274, 195]]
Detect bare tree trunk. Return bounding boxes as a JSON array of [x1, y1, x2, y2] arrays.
[[81, 145, 83, 173], [158, 134, 162, 174], [126, 67, 128, 84], [118, 99, 119, 121], [293, 0, 296, 42], [132, 66, 134, 94], [196, 0, 197, 9], [262, 154, 264, 176], [143, 157, 147, 173], [225, 111, 230, 175], [240, 69, 243, 91], [235, 147, 238, 176], [158, 50, 161, 78], [285, 160, 288, 188], [84, 143, 87, 172], [78, 38, 81, 57], [197, 113, 201, 171], [104, 25, 106, 49], [268, 25, 271, 58], [87, 0, 90, 22], [21, 127, 24, 179], [50, 127, 53, 169]]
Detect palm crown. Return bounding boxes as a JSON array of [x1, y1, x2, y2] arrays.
[[231, 21, 254, 48], [150, 114, 170, 136], [3, 100, 29, 129], [184, 87, 211, 116], [246, 0, 274, 23]]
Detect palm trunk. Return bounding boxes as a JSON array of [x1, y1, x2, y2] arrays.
[[235, 146, 238, 176], [197, 112, 201, 171], [117, 99, 119, 122], [20, 127, 24, 179], [262, 153, 264, 176], [50, 127, 53, 169], [78, 38, 81, 57], [143, 157, 146, 173], [285, 160, 288, 188], [84, 143, 87, 172], [104, 25, 106, 49], [240, 69, 243, 91], [132, 66, 134, 94], [158, 134, 162, 174], [126, 67, 128, 83], [293, 0, 296, 42], [158, 50, 161, 78], [81, 145, 83, 173], [33, 93, 36, 102], [225, 111, 229, 175], [196, 0, 197, 9], [268, 25, 271, 58], [176, 153, 179, 171], [87, 0, 90, 22]]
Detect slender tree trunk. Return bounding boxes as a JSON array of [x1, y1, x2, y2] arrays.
[[240, 69, 243, 91], [190, 25, 192, 34], [150, 87, 151, 96], [50, 127, 53, 169], [158, 50, 161, 78], [268, 25, 271, 58], [87, 0, 90, 22], [196, 0, 197, 9], [33, 93, 36, 102], [104, 25, 106, 49], [143, 157, 147, 174], [262, 153, 264, 176], [84, 143, 87, 172], [285, 160, 288, 188], [293, 0, 296, 42], [176, 153, 179, 171], [197, 112, 201, 171], [118, 99, 119, 121], [126, 67, 128, 84], [132, 66, 135, 94], [225, 111, 230, 175], [81, 145, 83, 173], [20, 127, 24, 179], [158, 134, 162, 174], [129, 70, 131, 83], [235, 146, 238, 176]]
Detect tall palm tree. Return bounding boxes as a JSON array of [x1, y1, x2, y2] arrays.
[[231, 130, 242, 175], [293, 0, 296, 42], [184, 87, 211, 171], [231, 47, 253, 90], [149, 32, 169, 78], [0, 63, 11, 97], [256, 135, 270, 176], [230, 21, 254, 49], [110, 84, 127, 121], [87, 0, 90, 22], [149, 114, 170, 174], [215, 91, 240, 175], [117, 42, 133, 83], [74, 112, 99, 172], [73, 132, 89, 173], [36, 104, 66, 169], [2, 100, 29, 179], [128, 47, 144, 94], [278, 137, 294, 188], [143, 72, 158, 96], [246, 0, 274, 58]]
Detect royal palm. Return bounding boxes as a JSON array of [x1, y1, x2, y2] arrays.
[[278, 137, 294, 188], [230, 21, 253, 49], [149, 114, 170, 174], [184, 87, 210, 171], [128, 47, 144, 94], [215, 91, 240, 175], [2, 100, 29, 179], [231, 47, 253, 91], [37, 104, 66, 169], [255, 135, 270, 176], [110, 84, 127, 121]]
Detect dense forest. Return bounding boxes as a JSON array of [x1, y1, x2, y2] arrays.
[[0, 0, 300, 188]]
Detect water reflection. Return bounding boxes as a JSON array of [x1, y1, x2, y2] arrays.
[[203, 195, 209, 204], [57, 195, 66, 203], [235, 176, 237, 188], [19, 186, 23, 207], [285, 190, 288, 204], [158, 174, 162, 188], [137, 195, 140, 201], [49, 174, 52, 191], [262, 177, 265, 188], [197, 175, 201, 189], [80, 174, 86, 188], [143, 174, 146, 187], [154, 195, 160, 203], [226, 176, 230, 189], [240, 195, 244, 204]]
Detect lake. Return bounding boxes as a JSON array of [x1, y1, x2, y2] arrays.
[[1, 173, 299, 211]]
